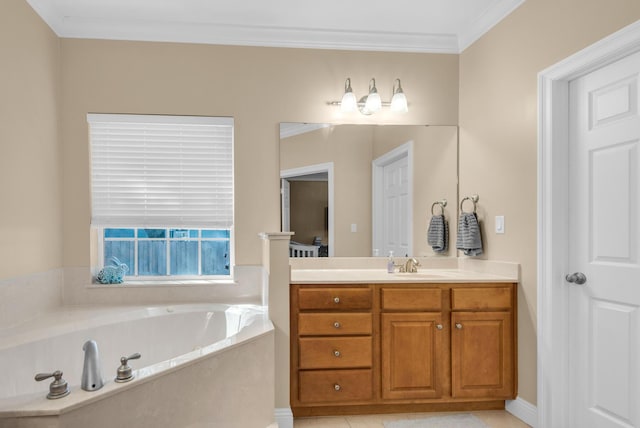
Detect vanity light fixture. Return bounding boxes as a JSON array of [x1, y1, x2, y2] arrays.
[[362, 78, 382, 114], [330, 78, 409, 115], [390, 78, 408, 113], [340, 78, 358, 112]]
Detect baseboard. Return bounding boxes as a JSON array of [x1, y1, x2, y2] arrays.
[[506, 397, 537, 427], [274, 407, 293, 428]]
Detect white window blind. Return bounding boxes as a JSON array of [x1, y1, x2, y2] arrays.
[[88, 114, 233, 228]]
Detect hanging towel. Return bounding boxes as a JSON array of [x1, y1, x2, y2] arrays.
[[456, 212, 483, 256], [427, 214, 448, 253]]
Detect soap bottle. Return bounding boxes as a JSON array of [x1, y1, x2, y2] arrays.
[[387, 251, 395, 273]]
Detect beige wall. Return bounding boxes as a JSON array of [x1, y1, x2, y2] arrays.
[[0, 0, 62, 280], [459, 0, 640, 405], [60, 40, 459, 269]]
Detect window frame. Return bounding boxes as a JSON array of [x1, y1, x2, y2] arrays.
[[88, 114, 235, 282], [96, 226, 233, 280]]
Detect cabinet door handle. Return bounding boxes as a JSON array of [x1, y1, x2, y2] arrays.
[[455, 323, 463, 329], [333, 322, 341, 329], [333, 297, 340, 304], [333, 350, 341, 357], [334, 384, 341, 391], [436, 324, 443, 330]]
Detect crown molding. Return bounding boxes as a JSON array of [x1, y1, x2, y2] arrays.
[[34, 15, 461, 53], [458, 0, 526, 52], [28, 0, 525, 54]]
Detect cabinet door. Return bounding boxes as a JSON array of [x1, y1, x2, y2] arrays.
[[381, 313, 445, 400], [451, 311, 515, 399]]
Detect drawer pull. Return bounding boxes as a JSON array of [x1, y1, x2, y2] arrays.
[[333, 297, 340, 304], [455, 323, 463, 329], [436, 324, 443, 330], [333, 321, 341, 329], [333, 350, 341, 357], [334, 384, 341, 391]]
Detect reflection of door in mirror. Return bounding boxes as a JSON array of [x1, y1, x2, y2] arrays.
[[372, 142, 413, 257], [281, 178, 290, 232]]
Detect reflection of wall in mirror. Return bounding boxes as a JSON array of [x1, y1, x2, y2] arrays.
[[280, 125, 457, 257], [281, 125, 372, 257], [289, 181, 328, 245]]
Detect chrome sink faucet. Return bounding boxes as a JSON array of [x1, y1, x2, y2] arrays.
[[399, 257, 420, 273], [81, 340, 104, 391]]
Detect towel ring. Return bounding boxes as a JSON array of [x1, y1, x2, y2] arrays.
[[460, 194, 479, 213], [431, 199, 447, 216]]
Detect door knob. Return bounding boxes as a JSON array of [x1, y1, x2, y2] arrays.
[[565, 272, 587, 285]]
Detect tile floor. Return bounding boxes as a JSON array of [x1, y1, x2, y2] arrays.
[[293, 410, 531, 427]]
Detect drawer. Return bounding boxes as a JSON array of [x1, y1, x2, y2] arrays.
[[299, 369, 373, 403], [451, 286, 512, 310], [298, 287, 373, 310], [299, 336, 372, 369], [298, 313, 372, 336], [381, 288, 442, 311]]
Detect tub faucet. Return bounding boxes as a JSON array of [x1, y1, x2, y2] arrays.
[[81, 340, 104, 391]]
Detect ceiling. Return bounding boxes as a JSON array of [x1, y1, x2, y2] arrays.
[[26, 0, 525, 53]]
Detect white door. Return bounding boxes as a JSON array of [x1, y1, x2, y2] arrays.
[[568, 50, 640, 428], [281, 178, 290, 232], [381, 155, 410, 257]]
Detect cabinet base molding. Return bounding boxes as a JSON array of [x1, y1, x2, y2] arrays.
[[506, 397, 537, 428], [275, 407, 294, 428], [292, 400, 505, 417]]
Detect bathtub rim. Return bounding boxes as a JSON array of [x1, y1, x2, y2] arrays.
[[0, 304, 274, 418], [0, 302, 259, 351]]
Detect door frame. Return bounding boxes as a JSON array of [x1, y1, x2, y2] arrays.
[[372, 141, 414, 257], [538, 20, 640, 428], [280, 162, 334, 257]]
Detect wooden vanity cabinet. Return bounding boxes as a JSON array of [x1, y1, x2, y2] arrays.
[[380, 288, 446, 400], [290, 282, 517, 416], [450, 287, 516, 399], [291, 285, 374, 409]]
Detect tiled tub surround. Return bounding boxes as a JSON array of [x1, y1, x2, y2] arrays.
[[0, 304, 275, 428], [0, 265, 266, 329], [63, 264, 266, 306], [0, 269, 64, 329]]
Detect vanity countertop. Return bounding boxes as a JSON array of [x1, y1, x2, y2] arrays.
[[290, 268, 517, 284]]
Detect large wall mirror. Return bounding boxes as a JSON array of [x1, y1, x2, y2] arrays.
[[280, 123, 458, 258]]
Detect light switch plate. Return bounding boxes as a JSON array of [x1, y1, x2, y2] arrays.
[[495, 216, 505, 234], [351, 223, 357, 233]]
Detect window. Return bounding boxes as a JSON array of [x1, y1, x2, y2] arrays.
[[88, 114, 233, 279]]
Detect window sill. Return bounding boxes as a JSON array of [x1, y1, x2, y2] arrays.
[[88, 278, 238, 288]]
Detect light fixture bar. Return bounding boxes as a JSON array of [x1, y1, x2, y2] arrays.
[[327, 101, 394, 106], [328, 78, 408, 115]]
